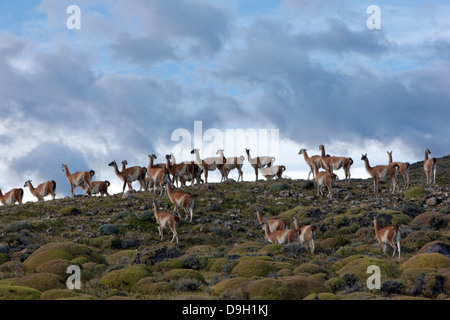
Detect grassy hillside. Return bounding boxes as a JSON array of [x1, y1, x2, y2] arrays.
[[0, 155, 449, 300]]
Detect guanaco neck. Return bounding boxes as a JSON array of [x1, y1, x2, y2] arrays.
[[374, 218, 380, 231], [112, 162, 122, 176], [387, 152, 393, 164], [256, 211, 264, 224], [363, 157, 372, 171], [63, 166, 71, 178]]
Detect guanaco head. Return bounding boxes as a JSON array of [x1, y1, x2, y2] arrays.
[[148, 154, 157, 160], [319, 144, 324, 150], [216, 148, 224, 155], [61, 164, 68, 172], [108, 161, 116, 167], [245, 148, 250, 154], [24, 180, 32, 188], [425, 148, 431, 155], [190, 148, 199, 154], [298, 148, 306, 155], [122, 160, 128, 166], [361, 153, 368, 161]]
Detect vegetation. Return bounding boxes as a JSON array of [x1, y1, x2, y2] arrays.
[[0, 155, 449, 300]]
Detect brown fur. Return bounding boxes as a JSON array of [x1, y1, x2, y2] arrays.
[[373, 216, 401, 258], [387, 151, 410, 188], [166, 183, 197, 222], [424, 148, 437, 185], [361, 154, 399, 193], [24, 180, 56, 201], [62, 164, 94, 197], [319, 145, 353, 182], [153, 200, 179, 243], [0, 188, 24, 205]]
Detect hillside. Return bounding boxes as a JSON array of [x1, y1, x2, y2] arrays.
[[0, 155, 449, 301]]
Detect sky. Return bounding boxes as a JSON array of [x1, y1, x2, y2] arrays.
[[0, 0, 449, 201]]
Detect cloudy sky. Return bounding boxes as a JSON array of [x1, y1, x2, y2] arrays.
[[0, 0, 449, 200]]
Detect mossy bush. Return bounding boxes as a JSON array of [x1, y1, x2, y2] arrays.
[[231, 259, 276, 278], [17, 273, 65, 292], [228, 242, 263, 255], [134, 280, 174, 295], [320, 235, 351, 249], [40, 289, 92, 300], [99, 264, 152, 290], [6, 221, 31, 232], [23, 242, 106, 272], [98, 224, 119, 235], [162, 269, 207, 284], [0, 284, 41, 300], [0, 253, 8, 265], [293, 263, 327, 275], [270, 183, 291, 192], [0, 261, 25, 278], [391, 214, 412, 226], [336, 246, 358, 258], [337, 256, 401, 282], [35, 259, 73, 277], [212, 275, 328, 300], [60, 206, 81, 216], [401, 253, 450, 271], [410, 272, 447, 298], [106, 250, 137, 265], [404, 187, 426, 199], [208, 258, 230, 273], [326, 277, 347, 293], [304, 292, 339, 300], [258, 244, 283, 255]]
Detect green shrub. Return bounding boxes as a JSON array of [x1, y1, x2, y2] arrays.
[[100, 265, 152, 290], [6, 221, 31, 232], [326, 278, 347, 293], [336, 246, 358, 258], [61, 206, 81, 216], [36, 259, 72, 277], [270, 183, 291, 192], [337, 256, 401, 282], [138, 211, 153, 221], [98, 224, 119, 235], [293, 263, 327, 275], [401, 253, 450, 271], [162, 269, 206, 284], [404, 187, 426, 199], [0, 284, 41, 300], [106, 250, 137, 265], [17, 273, 65, 292], [40, 289, 93, 300], [134, 280, 173, 295], [231, 259, 276, 278], [23, 242, 106, 272]]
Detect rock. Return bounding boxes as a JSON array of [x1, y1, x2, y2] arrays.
[[425, 197, 438, 206], [200, 183, 214, 192], [417, 241, 450, 258]]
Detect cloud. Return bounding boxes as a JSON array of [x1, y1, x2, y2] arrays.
[[0, 0, 448, 195], [9, 141, 93, 198]]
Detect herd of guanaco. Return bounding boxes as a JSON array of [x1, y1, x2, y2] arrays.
[[0, 146, 439, 257]]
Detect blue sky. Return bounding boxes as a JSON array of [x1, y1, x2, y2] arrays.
[[0, 0, 449, 199]]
